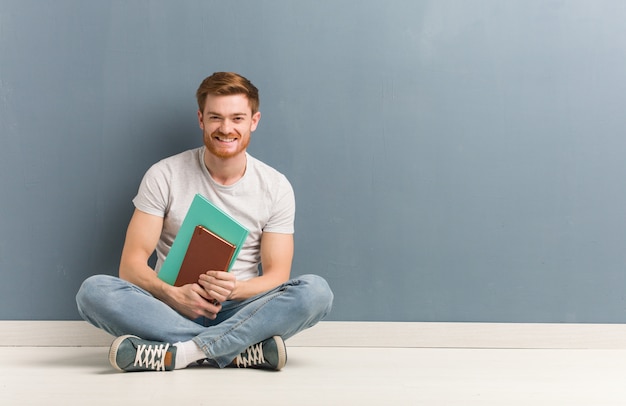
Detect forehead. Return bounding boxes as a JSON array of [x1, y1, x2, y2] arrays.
[[202, 94, 252, 115]]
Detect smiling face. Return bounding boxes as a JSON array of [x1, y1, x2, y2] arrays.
[[198, 94, 261, 160]]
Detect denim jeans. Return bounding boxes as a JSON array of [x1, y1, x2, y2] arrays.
[[76, 274, 333, 367]]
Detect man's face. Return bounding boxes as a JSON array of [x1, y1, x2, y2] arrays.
[[198, 94, 261, 159]]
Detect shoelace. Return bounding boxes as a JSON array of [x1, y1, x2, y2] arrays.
[[235, 342, 265, 367], [134, 342, 170, 371]]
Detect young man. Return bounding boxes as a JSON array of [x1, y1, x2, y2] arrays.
[[76, 72, 333, 372]]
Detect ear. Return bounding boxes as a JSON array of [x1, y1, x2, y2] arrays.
[[250, 111, 261, 132], [197, 110, 204, 130]]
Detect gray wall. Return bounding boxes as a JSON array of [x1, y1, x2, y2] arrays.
[[2, 1, 626, 322]]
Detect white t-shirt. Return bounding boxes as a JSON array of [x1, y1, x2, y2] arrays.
[[132, 147, 295, 281]]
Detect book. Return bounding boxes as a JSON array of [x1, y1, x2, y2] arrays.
[[158, 194, 249, 285], [174, 225, 236, 286]]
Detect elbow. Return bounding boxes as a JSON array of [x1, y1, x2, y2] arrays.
[[118, 266, 131, 282]]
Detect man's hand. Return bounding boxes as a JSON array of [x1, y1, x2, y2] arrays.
[[198, 270, 237, 303], [166, 283, 222, 320], [118, 210, 237, 320]]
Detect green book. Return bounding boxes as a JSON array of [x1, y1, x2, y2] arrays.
[[158, 194, 249, 285]]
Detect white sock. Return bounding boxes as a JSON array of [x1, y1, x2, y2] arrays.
[[173, 340, 207, 369]]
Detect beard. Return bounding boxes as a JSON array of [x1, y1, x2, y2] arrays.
[[204, 131, 250, 159]]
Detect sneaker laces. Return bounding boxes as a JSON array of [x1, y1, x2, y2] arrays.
[[134, 342, 170, 371], [235, 342, 265, 367]]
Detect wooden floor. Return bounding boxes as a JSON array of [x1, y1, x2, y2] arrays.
[[3, 345, 626, 405]]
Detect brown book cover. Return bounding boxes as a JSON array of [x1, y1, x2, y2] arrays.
[[174, 225, 236, 287]]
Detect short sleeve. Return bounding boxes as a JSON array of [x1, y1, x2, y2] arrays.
[[132, 163, 170, 217], [263, 175, 295, 234]]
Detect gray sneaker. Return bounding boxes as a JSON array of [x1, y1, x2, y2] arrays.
[[109, 335, 176, 372], [233, 336, 287, 370]]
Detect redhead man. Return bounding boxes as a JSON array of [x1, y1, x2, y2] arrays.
[[76, 72, 333, 372]]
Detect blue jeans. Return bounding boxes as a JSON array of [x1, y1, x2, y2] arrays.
[[76, 274, 333, 367]]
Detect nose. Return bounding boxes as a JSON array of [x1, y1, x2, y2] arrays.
[[219, 120, 233, 134]]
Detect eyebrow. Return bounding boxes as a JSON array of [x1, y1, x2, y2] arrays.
[[206, 111, 249, 117]]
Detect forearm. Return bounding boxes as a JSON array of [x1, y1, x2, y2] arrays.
[[119, 260, 176, 304], [117, 209, 220, 319], [120, 259, 223, 320], [229, 232, 294, 301], [229, 272, 289, 301], [118, 209, 175, 301]]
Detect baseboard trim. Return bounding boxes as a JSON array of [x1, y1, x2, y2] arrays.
[[3, 321, 626, 348]]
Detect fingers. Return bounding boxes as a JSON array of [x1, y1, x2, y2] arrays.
[[193, 283, 211, 301], [203, 270, 236, 282], [198, 271, 236, 302], [176, 284, 221, 320], [199, 282, 230, 302], [200, 296, 221, 319]]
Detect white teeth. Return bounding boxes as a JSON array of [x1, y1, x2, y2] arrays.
[[216, 137, 236, 142]]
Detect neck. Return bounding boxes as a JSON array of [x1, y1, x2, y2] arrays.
[[203, 150, 247, 186]]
